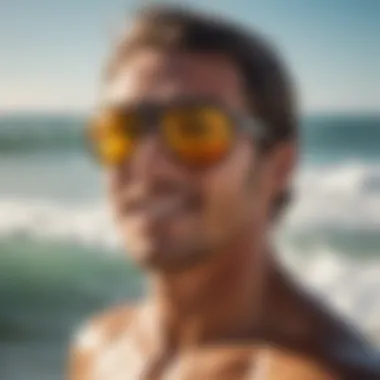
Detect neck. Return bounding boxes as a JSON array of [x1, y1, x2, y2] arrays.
[[146, 229, 272, 349]]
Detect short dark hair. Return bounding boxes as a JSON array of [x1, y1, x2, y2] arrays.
[[105, 5, 298, 218]]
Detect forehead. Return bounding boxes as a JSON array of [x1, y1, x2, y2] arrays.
[[103, 49, 247, 110]]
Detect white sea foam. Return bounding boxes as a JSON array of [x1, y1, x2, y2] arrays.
[[0, 198, 119, 250], [1, 162, 379, 244], [285, 161, 380, 232]]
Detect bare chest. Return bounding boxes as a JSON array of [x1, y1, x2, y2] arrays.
[[89, 338, 336, 380], [91, 344, 262, 380]]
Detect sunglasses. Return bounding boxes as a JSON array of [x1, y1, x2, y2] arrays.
[[86, 99, 268, 169]]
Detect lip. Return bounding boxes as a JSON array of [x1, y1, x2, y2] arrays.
[[122, 197, 183, 216], [120, 194, 200, 221]]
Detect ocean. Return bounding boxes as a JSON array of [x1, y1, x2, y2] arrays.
[[0, 113, 379, 379]]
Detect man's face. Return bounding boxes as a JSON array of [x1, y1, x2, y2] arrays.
[[102, 49, 290, 272]]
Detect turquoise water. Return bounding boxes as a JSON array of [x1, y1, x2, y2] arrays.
[[0, 114, 380, 379]]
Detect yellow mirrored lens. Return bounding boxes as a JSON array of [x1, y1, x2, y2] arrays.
[[93, 110, 124, 138], [90, 110, 140, 165], [98, 136, 133, 165], [163, 107, 232, 165]]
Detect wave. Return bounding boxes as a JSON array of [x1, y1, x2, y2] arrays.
[[286, 162, 380, 229], [1, 162, 380, 247], [0, 198, 119, 250]]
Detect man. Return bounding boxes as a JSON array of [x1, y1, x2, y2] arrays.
[[71, 5, 380, 379]]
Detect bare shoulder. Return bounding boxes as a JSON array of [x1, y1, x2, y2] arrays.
[[263, 347, 340, 380], [68, 304, 137, 380]]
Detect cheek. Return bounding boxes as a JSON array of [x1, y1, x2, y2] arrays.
[[104, 169, 125, 212], [206, 170, 244, 212], [199, 144, 254, 232]]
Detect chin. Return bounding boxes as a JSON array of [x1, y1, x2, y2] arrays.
[[128, 241, 209, 273]]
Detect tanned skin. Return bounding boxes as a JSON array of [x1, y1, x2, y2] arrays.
[[69, 50, 380, 379]]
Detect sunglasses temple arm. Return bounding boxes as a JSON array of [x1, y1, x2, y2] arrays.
[[241, 118, 270, 142]]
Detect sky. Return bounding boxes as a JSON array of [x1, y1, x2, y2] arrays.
[[0, 0, 379, 114]]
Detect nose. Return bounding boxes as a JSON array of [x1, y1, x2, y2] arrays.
[[126, 135, 173, 182]]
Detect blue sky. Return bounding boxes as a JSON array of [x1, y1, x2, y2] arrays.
[[0, 0, 379, 113]]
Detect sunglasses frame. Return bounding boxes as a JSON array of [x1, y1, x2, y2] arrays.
[[86, 97, 270, 169]]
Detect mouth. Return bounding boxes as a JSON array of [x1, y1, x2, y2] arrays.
[[120, 194, 200, 222]]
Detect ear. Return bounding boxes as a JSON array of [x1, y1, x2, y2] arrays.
[[266, 140, 297, 198]]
